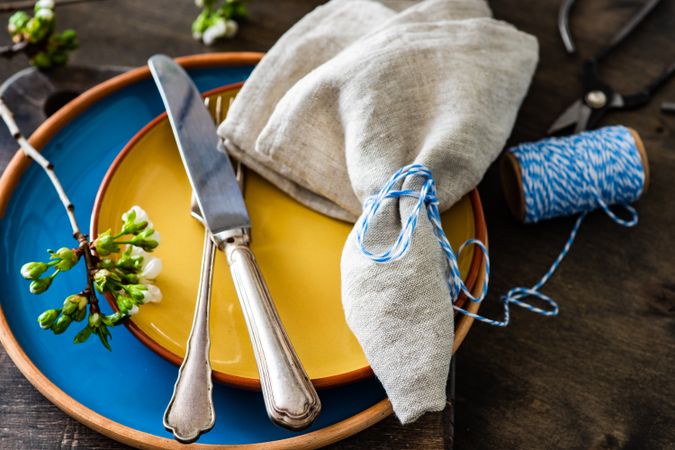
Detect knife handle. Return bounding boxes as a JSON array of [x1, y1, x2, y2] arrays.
[[224, 235, 321, 430], [163, 230, 216, 442]]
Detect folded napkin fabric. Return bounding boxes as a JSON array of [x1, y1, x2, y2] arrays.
[[219, 0, 538, 423], [221, 0, 396, 221]]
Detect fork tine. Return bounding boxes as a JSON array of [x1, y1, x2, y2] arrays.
[[215, 95, 223, 124], [204, 94, 244, 188]]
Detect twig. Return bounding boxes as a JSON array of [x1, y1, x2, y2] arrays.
[[0, 40, 28, 57], [79, 239, 101, 314], [0, 99, 105, 316], [0, 98, 82, 238], [0, 0, 106, 13]]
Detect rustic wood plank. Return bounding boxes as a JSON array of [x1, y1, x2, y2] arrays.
[[1, 0, 674, 448]]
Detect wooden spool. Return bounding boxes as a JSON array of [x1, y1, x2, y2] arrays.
[[500, 128, 650, 222]]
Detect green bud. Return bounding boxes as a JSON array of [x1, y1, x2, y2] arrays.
[[88, 312, 101, 328], [50, 51, 67, 67], [93, 230, 120, 256], [29, 277, 52, 294], [124, 284, 147, 302], [98, 258, 115, 270], [61, 29, 78, 47], [93, 269, 120, 292], [25, 17, 51, 43], [77, 295, 88, 310], [8, 11, 30, 36], [102, 312, 124, 327], [121, 206, 152, 235], [62, 298, 78, 316], [130, 228, 160, 251], [51, 314, 71, 334], [31, 51, 51, 69], [64, 294, 83, 304], [116, 296, 134, 314], [52, 247, 79, 271], [120, 272, 139, 284], [192, 10, 210, 34], [116, 252, 143, 271], [74, 306, 87, 322], [232, 3, 248, 19], [20, 261, 48, 280], [73, 326, 92, 344], [122, 220, 148, 235], [37, 309, 59, 329], [63, 294, 86, 317]]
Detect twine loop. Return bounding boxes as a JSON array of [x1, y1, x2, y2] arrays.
[[355, 163, 497, 325]]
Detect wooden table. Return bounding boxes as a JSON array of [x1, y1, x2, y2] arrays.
[[1, 1, 673, 448]]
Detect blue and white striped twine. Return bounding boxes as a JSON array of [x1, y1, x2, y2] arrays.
[[355, 125, 646, 327]]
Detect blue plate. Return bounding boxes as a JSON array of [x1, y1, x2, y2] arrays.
[[0, 54, 389, 449]]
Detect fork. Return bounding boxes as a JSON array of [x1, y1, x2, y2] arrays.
[[163, 96, 239, 443]]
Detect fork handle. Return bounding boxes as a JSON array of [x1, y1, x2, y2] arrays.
[[224, 235, 321, 430], [163, 231, 216, 442]]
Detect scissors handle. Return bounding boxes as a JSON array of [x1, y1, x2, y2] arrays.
[[622, 61, 675, 108]]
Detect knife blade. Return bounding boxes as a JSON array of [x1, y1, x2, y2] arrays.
[[148, 54, 249, 244], [149, 55, 321, 433]]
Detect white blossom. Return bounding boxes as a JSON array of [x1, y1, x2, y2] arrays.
[[37, 0, 55, 9], [129, 246, 162, 280], [142, 284, 163, 304], [130, 245, 150, 260], [202, 19, 227, 45], [140, 256, 162, 280], [35, 8, 54, 20], [224, 20, 238, 38]]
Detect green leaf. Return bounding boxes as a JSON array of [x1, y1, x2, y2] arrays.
[[96, 327, 112, 351], [73, 326, 92, 344]]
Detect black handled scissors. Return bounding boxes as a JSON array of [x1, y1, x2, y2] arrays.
[[548, 0, 675, 134]]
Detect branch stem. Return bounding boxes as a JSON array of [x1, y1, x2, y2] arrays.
[[0, 98, 82, 238], [79, 238, 100, 314], [0, 40, 28, 58]]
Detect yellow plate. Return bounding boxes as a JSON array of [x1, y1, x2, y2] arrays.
[[91, 84, 485, 390]]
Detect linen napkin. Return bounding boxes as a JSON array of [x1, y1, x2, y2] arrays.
[[219, 0, 538, 423]]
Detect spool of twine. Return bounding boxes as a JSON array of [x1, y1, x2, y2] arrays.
[[501, 126, 649, 222], [490, 125, 649, 326]]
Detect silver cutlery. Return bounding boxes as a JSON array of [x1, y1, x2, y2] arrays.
[[162, 96, 237, 443], [149, 54, 321, 433]]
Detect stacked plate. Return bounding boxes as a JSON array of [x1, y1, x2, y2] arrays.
[[0, 53, 486, 449]]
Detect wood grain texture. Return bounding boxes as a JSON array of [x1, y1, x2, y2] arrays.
[[1, 0, 674, 449]]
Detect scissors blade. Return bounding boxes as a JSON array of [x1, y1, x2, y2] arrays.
[[547, 100, 583, 134], [573, 103, 593, 133]]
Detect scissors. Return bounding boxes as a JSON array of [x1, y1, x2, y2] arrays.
[[548, 0, 675, 134]]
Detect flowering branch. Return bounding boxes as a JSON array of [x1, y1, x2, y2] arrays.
[[3, 0, 78, 69], [192, 0, 249, 45], [0, 100, 162, 350]]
